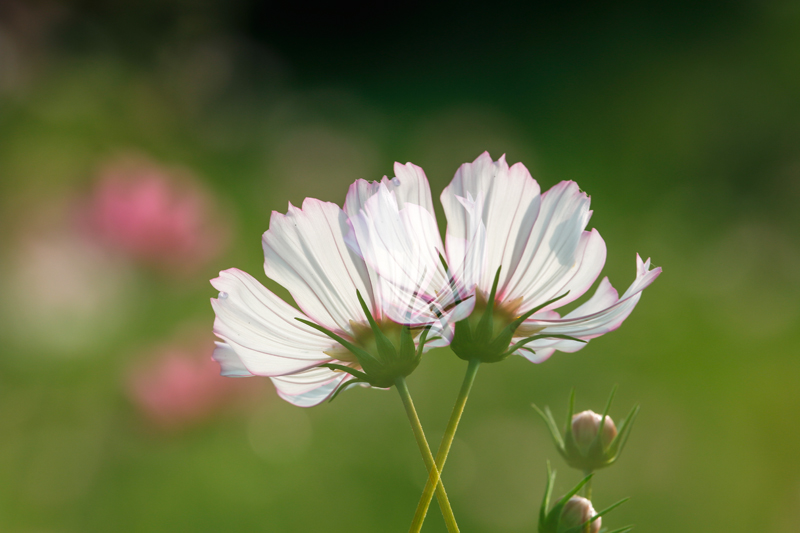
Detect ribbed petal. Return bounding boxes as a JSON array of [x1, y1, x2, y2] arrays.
[[349, 183, 479, 344], [441, 152, 541, 296], [343, 162, 437, 219], [501, 181, 604, 312], [516, 255, 662, 363], [271, 366, 351, 407], [263, 198, 378, 332], [350, 184, 447, 322], [211, 268, 335, 376], [212, 340, 254, 377], [445, 192, 487, 295]]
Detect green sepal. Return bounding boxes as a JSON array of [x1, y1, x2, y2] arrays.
[[327, 378, 366, 403], [560, 498, 631, 533], [587, 385, 617, 458], [500, 291, 571, 339], [606, 404, 640, 462], [415, 326, 431, 360], [501, 334, 586, 359], [539, 461, 557, 531], [475, 266, 501, 343], [294, 317, 379, 371], [318, 363, 369, 382], [543, 473, 593, 532], [356, 290, 398, 361], [532, 404, 566, 451]]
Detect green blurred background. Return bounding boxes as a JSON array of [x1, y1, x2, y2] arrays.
[[1, 1, 799, 531]]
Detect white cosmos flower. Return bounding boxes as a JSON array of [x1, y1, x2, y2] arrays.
[[440, 152, 661, 362], [211, 165, 466, 407], [350, 152, 660, 363]]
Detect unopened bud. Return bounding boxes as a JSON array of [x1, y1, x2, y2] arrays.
[[560, 496, 600, 533], [571, 410, 617, 454]]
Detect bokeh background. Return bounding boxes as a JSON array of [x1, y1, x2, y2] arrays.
[[1, 1, 799, 531]]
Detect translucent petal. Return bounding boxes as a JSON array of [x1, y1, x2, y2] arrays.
[[515, 255, 661, 362], [344, 162, 437, 218], [271, 366, 352, 407], [441, 152, 541, 295], [211, 268, 335, 376], [212, 340, 254, 377], [501, 181, 602, 311], [262, 198, 378, 331]]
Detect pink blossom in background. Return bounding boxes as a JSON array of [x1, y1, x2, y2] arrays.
[[126, 332, 261, 429], [81, 156, 229, 273]]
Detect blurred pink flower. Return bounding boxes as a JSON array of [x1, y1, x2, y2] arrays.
[[126, 333, 259, 429], [81, 156, 228, 273]]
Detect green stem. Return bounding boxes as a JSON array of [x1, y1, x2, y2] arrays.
[[410, 359, 481, 532], [584, 470, 593, 500], [395, 377, 459, 533], [583, 472, 594, 533]]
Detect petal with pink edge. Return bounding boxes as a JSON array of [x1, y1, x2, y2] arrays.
[[501, 181, 600, 312], [515, 255, 661, 362], [271, 366, 353, 407], [211, 268, 335, 377], [212, 341, 254, 377], [441, 152, 541, 296], [262, 198, 377, 332]]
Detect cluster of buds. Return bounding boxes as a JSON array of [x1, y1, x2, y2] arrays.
[[534, 387, 639, 473], [535, 387, 638, 532]]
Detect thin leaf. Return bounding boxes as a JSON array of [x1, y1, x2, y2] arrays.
[[592, 497, 630, 519], [295, 318, 378, 366], [476, 266, 502, 341], [608, 405, 640, 461], [328, 378, 365, 403], [532, 403, 565, 450], [318, 363, 369, 382], [356, 290, 397, 360], [505, 291, 571, 334], [590, 385, 617, 454], [539, 461, 557, 531], [501, 334, 586, 358]]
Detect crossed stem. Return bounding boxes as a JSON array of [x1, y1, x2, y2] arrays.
[[408, 358, 481, 533], [395, 376, 460, 533]]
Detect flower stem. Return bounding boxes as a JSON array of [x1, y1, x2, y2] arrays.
[[584, 470, 593, 500], [410, 358, 481, 532], [395, 376, 459, 533]]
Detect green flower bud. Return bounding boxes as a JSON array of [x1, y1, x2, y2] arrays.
[[572, 410, 618, 455], [538, 464, 630, 533], [560, 496, 600, 533], [534, 387, 638, 472]]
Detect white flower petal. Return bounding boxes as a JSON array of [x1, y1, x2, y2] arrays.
[[343, 162, 437, 218], [501, 181, 600, 311], [350, 184, 458, 326], [441, 152, 541, 295], [211, 268, 335, 376], [271, 366, 352, 407], [445, 192, 487, 294], [262, 198, 377, 332], [212, 340, 254, 377], [516, 255, 661, 361]]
